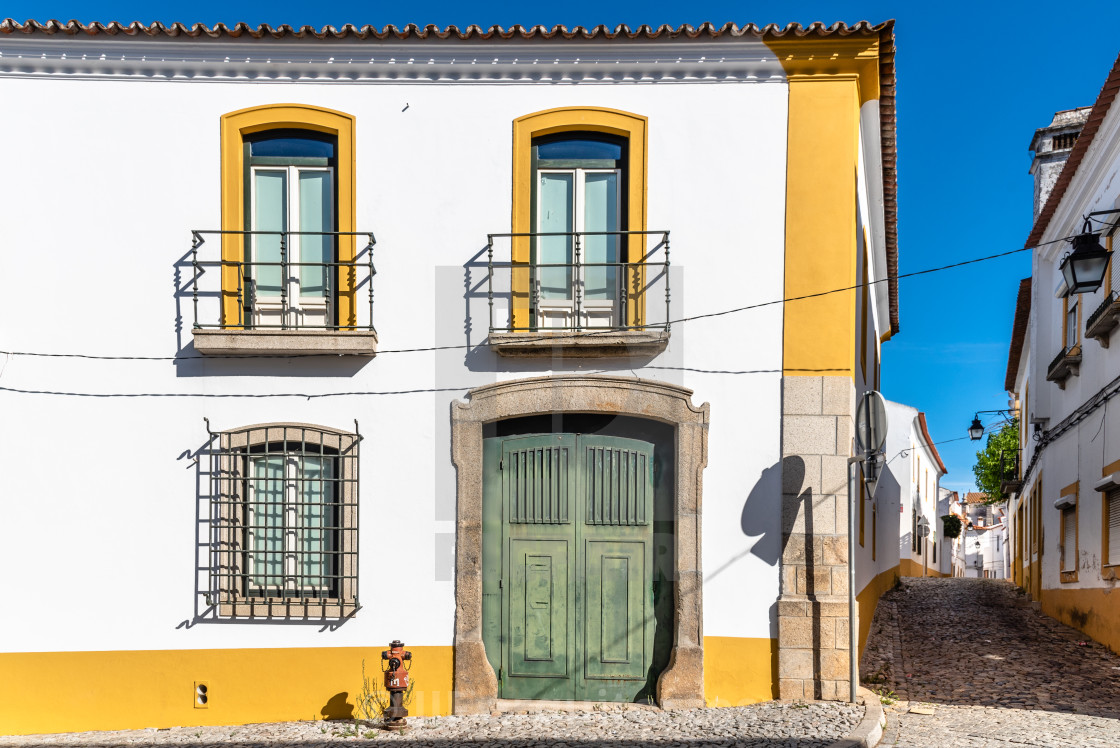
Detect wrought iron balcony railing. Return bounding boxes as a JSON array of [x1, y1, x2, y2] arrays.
[[999, 449, 1022, 494], [1046, 344, 1081, 388], [484, 230, 670, 334], [189, 230, 377, 331], [1085, 290, 1120, 346]]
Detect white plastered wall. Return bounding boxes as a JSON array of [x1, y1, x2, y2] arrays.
[[0, 70, 789, 653]]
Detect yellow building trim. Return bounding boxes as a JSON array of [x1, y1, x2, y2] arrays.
[[0, 645, 453, 736], [774, 75, 861, 376], [765, 36, 882, 378], [856, 565, 899, 656], [1042, 587, 1120, 657], [510, 106, 648, 330], [702, 636, 778, 706], [220, 104, 357, 329]]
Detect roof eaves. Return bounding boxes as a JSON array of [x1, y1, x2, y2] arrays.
[[0, 18, 891, 41], [917, 412, 948, 475], [877, 20, 900, 336], [1004, 278, 1032, 393]]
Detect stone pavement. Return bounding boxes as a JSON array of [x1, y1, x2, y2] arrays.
[[861, 577, 1120, 747], [0, 701, 863, 747]]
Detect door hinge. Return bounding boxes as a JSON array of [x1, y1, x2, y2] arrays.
[[498, 666, 503, 681], [499, 578, 503, 588], [499, 459, 504, 470]]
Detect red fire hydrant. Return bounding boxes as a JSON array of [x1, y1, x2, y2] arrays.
[[381, 640, 412, 730]]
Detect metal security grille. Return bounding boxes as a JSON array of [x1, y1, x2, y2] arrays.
[[208, 422, 361, 619]]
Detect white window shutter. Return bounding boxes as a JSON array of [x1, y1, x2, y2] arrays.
[[1062, 508, 1077, 572], [1108, 489, 1120, 565]]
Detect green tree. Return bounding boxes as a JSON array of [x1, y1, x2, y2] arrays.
[[972, 419, 1020, 503]]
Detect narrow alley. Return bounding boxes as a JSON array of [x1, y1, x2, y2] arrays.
[[862, 578, 1120, 747]]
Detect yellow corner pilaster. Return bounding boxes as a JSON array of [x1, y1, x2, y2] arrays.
[[765, 36, 881, 378]]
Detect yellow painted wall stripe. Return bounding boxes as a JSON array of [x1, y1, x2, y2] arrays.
[[856, 565, 899, 656], [0, 646, 452, 736], [1, 638, 784, 734], [702, 636, 778, 706]]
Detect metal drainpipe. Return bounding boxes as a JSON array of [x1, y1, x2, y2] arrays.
[[847, 455, 862, 704]]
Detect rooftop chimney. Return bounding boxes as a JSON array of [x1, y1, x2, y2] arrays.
[[1029, 107, 1092, 221]]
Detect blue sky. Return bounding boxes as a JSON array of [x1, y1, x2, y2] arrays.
[[8, 1, 1120, 491]]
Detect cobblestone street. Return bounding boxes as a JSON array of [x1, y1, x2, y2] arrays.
[[0, 702, 863, 748], [861, 577, 1120, 747]]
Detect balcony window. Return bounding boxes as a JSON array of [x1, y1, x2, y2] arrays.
[[488, 107, 669, 357], [190, 104, 377, 356]]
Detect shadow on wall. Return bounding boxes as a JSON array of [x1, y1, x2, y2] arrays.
[[320, 692, 354, 721], [741, 460, 785, 567]]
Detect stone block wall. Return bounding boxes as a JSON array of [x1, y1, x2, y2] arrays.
[[778, 376, 855, 699]]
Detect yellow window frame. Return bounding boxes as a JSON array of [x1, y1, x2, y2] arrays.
[[511, 107, 648, 331], [220, 104, 357, 329]]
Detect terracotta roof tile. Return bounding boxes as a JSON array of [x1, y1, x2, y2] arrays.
[[964, 492, 989, 504], [0, 18, 885, 41], [1004, 278, 1032, 392]]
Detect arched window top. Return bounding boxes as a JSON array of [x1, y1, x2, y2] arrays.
[[534, 132, 625, 163], [246, 129, 336, 161]]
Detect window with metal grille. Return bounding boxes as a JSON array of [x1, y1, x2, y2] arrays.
[[1107, 489, 1120, 566], [210, 423, 360, 619], [1061, 506, 1077, 572]]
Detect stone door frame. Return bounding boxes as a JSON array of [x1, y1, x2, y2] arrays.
[[450, 375, 709, 713]]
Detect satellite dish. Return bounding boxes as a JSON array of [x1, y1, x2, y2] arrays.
[[856, 391, 888, 454]]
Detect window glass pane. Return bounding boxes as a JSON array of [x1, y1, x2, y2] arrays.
[[253, 170, 287, 297], [583, 172, 619, 301], [298, 171, 333, 298], [249, 456, 285, 591], [249, 133, 335, 160], [537, 172, 574, 300], [1067, 304, 1078, 345], [536, 135, 623, 162], [298, 456, 334, 592]]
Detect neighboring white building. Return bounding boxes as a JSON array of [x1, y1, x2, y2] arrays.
[[0, 18, 900, 734], [960, 493, 1007, 579], [879, 401, 948, 578], [1006, 51, 1120, 656]]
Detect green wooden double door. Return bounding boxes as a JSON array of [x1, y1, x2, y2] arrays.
[[483, 433, 656, 702]]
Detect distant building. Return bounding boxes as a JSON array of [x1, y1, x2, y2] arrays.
[[960, 493, 1007, 579], [1006, 51, 1120, 656], [879, 401, 948, 577]]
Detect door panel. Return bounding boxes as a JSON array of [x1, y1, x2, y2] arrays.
[[508, 539, 569, 681], [495, 433, 655, 702], [584, 541, 647, 682]]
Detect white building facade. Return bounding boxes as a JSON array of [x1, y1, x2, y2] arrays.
[[1007, 51, 1120, 655], [0, 19, 899, 733]]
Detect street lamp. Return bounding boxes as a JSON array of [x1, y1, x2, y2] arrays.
[[1059, 222, 1111, 296], [967, 409, 1017, 441]]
